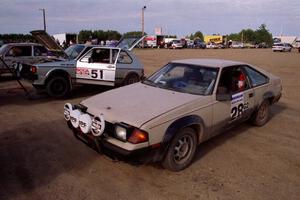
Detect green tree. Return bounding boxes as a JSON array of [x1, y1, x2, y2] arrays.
[[190, 31, 204, 41], [78, 30, 93, 43], [228, 33, 240, 41], [254, 24, 273, 45], [240, 29, 256, 43], [123, 31, 146, 37]]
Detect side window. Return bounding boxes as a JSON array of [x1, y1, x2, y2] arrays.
[[244, 66, 268, 87], [6, 46, 32, 57], [80, 48, 110, 64], [217, 66, 250, 94], [117, 50, 132, 64], [34, 46, 47, 56]]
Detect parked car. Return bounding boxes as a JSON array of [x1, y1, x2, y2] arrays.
[[186, 40, 194, 48], [168, 40, 183, 49], [64, 59, 282, 171], [194, 39, 206, 49], [20, 30, 145, 98], [0, 42, 61, 76], [206, 42, 218, 49], [231, 42, 244, 48], [272, 43, 292, 52]]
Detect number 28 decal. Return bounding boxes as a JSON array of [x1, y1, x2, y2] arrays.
[[231, 102, 249, 120]]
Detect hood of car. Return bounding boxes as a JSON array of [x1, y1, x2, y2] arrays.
[[30, 30, 67, 57], [81, 82, 202, 128]]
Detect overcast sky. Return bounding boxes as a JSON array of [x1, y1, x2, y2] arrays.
[[0, 0, 299, 37]]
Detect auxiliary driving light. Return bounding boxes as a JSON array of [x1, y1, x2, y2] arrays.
[[64, 103, 73, 121], [70, 109, 82, 128], [91, 114, 105, 136], [79, 114, 92, 134]]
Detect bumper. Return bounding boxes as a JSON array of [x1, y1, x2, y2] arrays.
[[68, 122, 162, 163]]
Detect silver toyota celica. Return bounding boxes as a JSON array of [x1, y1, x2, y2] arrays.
[[64, 59, 282, 171]]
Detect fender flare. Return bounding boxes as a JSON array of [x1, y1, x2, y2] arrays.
[[162, 115, 205, 146]]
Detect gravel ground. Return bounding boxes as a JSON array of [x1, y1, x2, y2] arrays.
[[0, 48, 299, 200]]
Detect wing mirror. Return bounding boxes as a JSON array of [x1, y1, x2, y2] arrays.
[[216, 87, 231, 101], [216, 93, 231, 101]]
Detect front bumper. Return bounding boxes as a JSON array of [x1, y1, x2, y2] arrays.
[[68, 122, 162, 163]]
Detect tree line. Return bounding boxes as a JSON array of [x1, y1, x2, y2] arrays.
[[1, 24, 273, 45]]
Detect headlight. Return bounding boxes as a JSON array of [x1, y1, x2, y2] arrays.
[[79, 114, 92, 134], [64, 103, 73, 121], [115, 125, 127, 141], [70, 109, 82, 128], [91, 114, 105, 136]]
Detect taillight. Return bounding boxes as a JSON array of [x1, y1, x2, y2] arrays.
[[30, 66, 37, 73], [128, 129, 148, 144]]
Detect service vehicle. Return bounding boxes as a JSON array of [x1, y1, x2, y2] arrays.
[[272, 43, 292, 52], [64, 59, 282, 171], [21, 30, 145, 98], [0, 42, 61, 76]]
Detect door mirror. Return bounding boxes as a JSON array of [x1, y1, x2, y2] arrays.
[[216, 93, 231, 101], [216, 86, 231, 101]]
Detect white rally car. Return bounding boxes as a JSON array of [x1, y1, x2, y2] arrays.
[[20, 30, 145, 98]]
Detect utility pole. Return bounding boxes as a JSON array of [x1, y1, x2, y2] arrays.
[[39, 8, 46, 31], [141, 6, 146, 47]]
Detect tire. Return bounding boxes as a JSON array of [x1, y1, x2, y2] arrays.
[[123, 73, 140, 86], [46, 76, 70, 98], [251, 100, 270, 126], [162, 127, 197, 171]]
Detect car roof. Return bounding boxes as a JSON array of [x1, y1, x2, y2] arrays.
[[171, 59, 246, 69], [5, 42, 42, 46]]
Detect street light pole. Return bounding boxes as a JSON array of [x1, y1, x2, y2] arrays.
[[141, 6, 146, 36], [141, 6, 146, 48], [39, 8, 46, 31]]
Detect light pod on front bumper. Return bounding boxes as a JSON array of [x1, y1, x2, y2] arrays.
[[91, 114, 105, 137], [78, 114, 92, 134], [70, 109, 82, 128], [64, 103, 73, 121]]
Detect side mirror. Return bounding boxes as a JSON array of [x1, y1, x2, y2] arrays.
[[216, 93, 231, 101], [216, 86, 231, 101]]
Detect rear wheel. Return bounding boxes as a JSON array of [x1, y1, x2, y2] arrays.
[[162, 127, 197, 171], [46, 76, 70, 98], [251, 100, 270, 126], [123, 73, 140, 86]]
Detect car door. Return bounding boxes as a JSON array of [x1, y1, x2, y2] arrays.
[[4, 45, 33, 68], [76, 47, 120, 86], [212, 65, 255, 135]]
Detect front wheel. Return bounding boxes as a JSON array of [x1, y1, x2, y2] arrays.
[[46, 76, 70, 98], [162, 127, 197, 171]]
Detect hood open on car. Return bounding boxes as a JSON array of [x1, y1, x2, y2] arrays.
[[116, 35, 146, 51], [30, 30, 67, 57]]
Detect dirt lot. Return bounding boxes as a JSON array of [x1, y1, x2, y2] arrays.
[[0, 49, 299, 200]]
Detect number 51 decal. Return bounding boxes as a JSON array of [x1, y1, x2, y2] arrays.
[[91, 69, 103, 79]]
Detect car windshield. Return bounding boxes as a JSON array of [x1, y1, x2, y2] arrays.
[[0, 44, 9, 55], [64, 44, 85, 59], [144, 63, 219, 95]]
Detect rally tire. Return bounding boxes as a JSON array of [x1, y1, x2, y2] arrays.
[[123, 73, 140, 86], [251, 100, 270, 126], [46, 76, 70, 98], [162, 127, 197, 171]]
